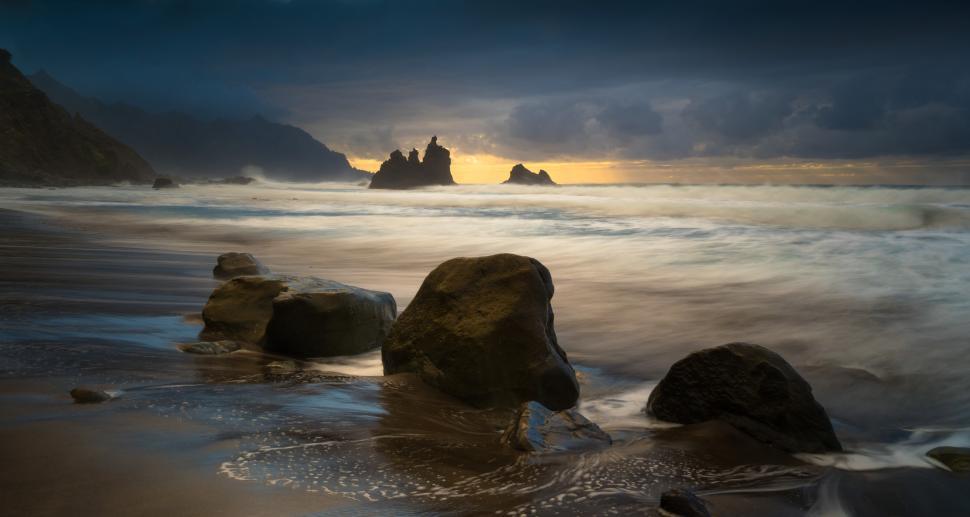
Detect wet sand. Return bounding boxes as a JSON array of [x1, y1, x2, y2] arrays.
[[2, 206, 970, 516]]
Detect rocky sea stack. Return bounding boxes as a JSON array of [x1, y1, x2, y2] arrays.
[[382, 254, 579, 410], [0, 49, 156, 186], [503, 164, 556, 186], [368, 136, 456, 189], [646, 342, 842, 453]]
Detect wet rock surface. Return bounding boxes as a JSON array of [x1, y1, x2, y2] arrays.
[[177, 340, 243, 355], [70, 387, 113, 403], [502, 400, 611, 453], [659, 488, 711, 517], [265, 289, 396, 358], [646, 342, 841, 453], [927, 446, 970, 473], [382, 253, 579, 410]]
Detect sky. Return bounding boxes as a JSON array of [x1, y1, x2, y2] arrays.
[[2, 0, 970, 184]]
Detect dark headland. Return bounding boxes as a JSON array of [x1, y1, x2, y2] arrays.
[[0, 49, 155, 186]]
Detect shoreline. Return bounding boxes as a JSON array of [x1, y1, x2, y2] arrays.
[[2, 206, 970, 515]]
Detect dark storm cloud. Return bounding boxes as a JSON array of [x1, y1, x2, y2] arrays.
[[2, 0, 970, 173]]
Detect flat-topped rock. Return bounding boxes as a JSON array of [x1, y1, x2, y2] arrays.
[[201, 274, 396, 357], [382, 254, 579, 410]]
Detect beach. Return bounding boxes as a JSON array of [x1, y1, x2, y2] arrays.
[[2, 183, 970, 515]]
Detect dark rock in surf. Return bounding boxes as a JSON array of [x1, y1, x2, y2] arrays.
[[201, 275, 396, 357], [659, 489, 711, 517], [503, 164, 557, 186], [645, 342, 841, 453], [265, 288, 397, 357], [177, 340, 243, 355], [382, 254, 579, 410], [212, 252, 270, 280], [70, 387, 113, 404], [152, 177, 178, 189], [927, 447, 970, 473], [502, 400, 611, 453], [368, 135, 456, 189]]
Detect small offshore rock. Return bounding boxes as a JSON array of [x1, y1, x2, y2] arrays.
[[212, 252, 270, 280], [646, 342, 841, 453], [659, 489, 711, 517], [177, 340, 242, 355], [152, 177, 178, 189], [70, 387, 113, 404], [502, 401, 611, 453], [927, 446, 970, 473], [503, 164, 557, 185]]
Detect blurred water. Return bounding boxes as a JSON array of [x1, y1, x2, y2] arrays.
[[3, 182, 970, 513]]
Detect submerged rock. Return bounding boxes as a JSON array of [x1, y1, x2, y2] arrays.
[[382, 254, 579, 410], [70, 387, 113, 404], [503, 164, 557, 186], [368, 136, 456, 189], [646, 342, 841, 453], [152, 177, 178, 189], [927, 446, 970, 473], [265, 289, 397, 357], [201, 275, 396, 357], [502, 401, 611, 453], [659, 489, 711, 517], [212, 252, 270, 280], [177, 340, 242, 355]]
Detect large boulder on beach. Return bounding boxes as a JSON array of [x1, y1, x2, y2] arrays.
[[368, 136, 456, 189], [213, 252, 270, 280], [201, 275, 396, 356], [502, 401, 611, 453], [645, 343, 841, 453], [503, 164, 557, 186], [265, 289, 397, 357], [382, 254, 579, 410]]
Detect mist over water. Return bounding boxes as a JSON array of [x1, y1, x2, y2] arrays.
[[3, 182, 970, 472]]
